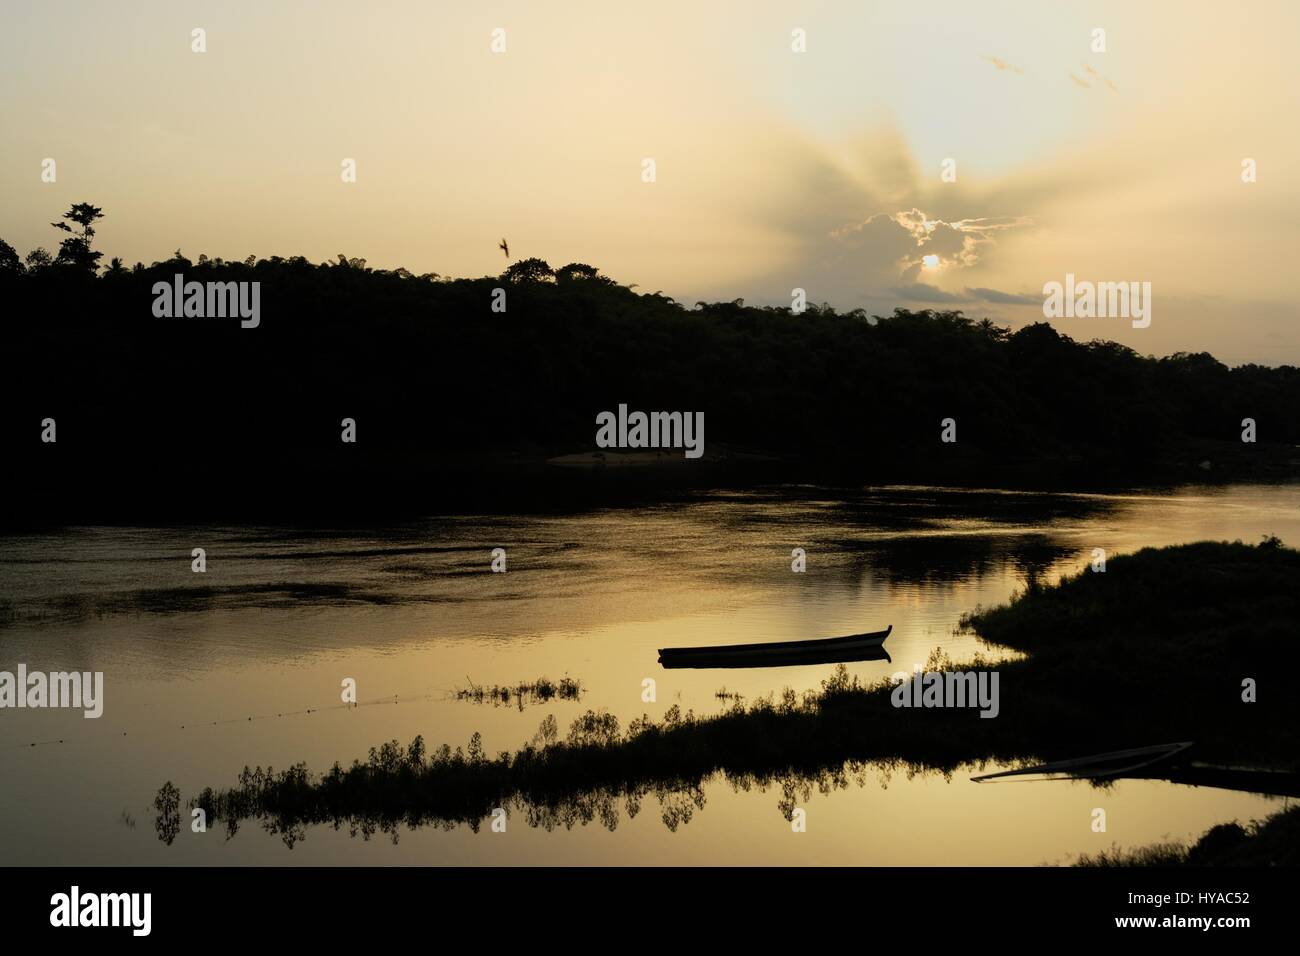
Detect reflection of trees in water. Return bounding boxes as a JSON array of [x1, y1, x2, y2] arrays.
[[152, 748, 950, 849], [152, 670, 970, 851], [152, 764, 879, 848], [675, 486, 1120, 592], [836, 535, 1081, 589]]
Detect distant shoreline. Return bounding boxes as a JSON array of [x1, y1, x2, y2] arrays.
[[4, 261, 1297, 527], [4, 440, 1297, 528]]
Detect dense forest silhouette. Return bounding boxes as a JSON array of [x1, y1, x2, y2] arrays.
[[2, 205, 1296, 520]]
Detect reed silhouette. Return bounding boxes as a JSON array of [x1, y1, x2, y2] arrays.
[[153, 781, 180, 846], [454, 676, 583, 710]]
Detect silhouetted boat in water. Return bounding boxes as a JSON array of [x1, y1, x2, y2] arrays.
[[970, 741, 1194, 782], [658, 625, 891, 669]]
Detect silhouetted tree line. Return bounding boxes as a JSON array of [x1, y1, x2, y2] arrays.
[[1, 205, 1295, 517]]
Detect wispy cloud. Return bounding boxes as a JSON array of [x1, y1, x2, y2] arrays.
[[1079, 64, 1119, 92], [984, 56, 1024, 75]]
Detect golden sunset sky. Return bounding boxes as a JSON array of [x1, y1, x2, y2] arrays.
[[2, 1, 1297, 363]]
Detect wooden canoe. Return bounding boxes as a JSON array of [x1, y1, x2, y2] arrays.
[[970, 741, 1194, 783], [658, 625, 891, 669]]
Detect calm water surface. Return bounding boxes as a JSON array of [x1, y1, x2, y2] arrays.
[[2, 483, 1297, 864]]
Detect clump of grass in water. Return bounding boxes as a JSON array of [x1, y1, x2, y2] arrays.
[[454, 676, 582, 711], [154, 781, 180, 845]]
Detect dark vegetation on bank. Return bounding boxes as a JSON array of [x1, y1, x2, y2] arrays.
[[163, 540, 1300, 861], [1075, 804, 1300, 866], [959, 536, 1298, 770], [3, 206, 1297, 523]]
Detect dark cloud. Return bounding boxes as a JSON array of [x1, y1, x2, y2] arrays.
[[964, 286, 1040, 305], [889, 283, 966, 303], [886, 284, 1042, 306]]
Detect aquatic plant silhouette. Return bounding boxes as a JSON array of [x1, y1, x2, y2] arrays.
[[153, 781, 180, 846], [454, 676, 582, 710]]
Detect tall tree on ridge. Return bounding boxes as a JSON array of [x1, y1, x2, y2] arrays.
[[51, 202, 105, 273]]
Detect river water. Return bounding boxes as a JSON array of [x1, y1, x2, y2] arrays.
[[1, 482, 1296, 864]]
